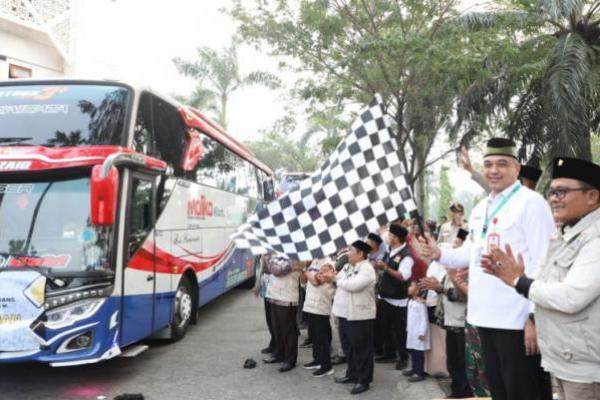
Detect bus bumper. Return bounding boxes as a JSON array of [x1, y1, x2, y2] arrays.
[[0, 297, 121, 366]]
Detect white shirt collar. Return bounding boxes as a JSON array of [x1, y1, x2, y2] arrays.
[[488, 180, 521, 203], [390, 243, 407, 257]]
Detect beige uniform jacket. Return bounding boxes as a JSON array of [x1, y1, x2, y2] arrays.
[[532, 207, 600, 383]]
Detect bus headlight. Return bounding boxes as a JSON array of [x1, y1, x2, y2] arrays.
[[45, 298, 106, 329]]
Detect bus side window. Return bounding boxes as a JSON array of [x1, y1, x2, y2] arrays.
[[133, 92, 153, 155], [194, 135, 228, 188], [246, 162, 259, 198], [152, 96, 186, 177], [128, 179, 153, 257]]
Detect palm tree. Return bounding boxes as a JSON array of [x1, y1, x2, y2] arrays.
[[173, 39, 281, 128], [455, 0, 600, 162]]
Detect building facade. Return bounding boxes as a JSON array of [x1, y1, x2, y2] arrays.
[[0, 0, 75, 79]]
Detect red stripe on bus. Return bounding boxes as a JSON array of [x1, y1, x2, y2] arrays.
[[127, 242, 230, 274]]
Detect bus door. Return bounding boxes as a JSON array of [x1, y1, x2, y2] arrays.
[[120, 172, 157, 346]]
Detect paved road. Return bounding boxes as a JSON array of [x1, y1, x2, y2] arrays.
[[0, 289, 445, 400]]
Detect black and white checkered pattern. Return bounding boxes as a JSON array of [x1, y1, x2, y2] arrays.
[[233, 95, 417, 260]]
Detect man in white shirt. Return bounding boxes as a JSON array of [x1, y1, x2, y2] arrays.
[[420, 137, 555, 400], [482, 157, 600, 400]]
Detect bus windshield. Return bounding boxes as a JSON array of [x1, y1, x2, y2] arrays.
[[0, 84, 129, 147], [0, 177, 112, 274]]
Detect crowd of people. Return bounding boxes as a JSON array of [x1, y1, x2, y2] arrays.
[[253, 137, 600, 400]]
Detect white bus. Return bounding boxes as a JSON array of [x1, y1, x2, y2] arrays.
[[0, 79, 273, 366]]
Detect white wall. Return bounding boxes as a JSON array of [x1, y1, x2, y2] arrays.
[[0, 30, 66, 78]]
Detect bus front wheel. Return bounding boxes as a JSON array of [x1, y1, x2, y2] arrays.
[[171, 277, 194, 341]]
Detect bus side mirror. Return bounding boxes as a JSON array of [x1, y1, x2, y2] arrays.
[[91, 165, 119, 226], [181, 128, 204, 171]]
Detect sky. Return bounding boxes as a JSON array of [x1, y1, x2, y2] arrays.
[[72, 0, 488, 212], [73, 0, 285, 143]]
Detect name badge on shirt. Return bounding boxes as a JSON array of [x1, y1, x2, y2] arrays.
[[394, 257, 401, 263], [487, 232, 500, 252]]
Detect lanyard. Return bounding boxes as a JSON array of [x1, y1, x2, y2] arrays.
[[481, 183, 522, 239]]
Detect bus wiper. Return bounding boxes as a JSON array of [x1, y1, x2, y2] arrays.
[[0, 137, 33, 145], [0, 265, 66, 287]]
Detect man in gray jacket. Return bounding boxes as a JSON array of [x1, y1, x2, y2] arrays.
[[483, 157, 600, 400]]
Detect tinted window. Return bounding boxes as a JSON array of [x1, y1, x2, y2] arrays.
[[152, 96, 186, 177], [193, 136, 232, 188], [128, 179, 153, 257], [0, 84, 129, 147], [192, 135, 264, 197], [133, 92, 153, 154]]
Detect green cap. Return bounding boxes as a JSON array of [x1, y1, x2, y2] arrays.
[[485, 137, 518, 159]]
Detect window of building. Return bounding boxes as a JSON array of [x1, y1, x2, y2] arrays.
[[8, 64, 32, 79]]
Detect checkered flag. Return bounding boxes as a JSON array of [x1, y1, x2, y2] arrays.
[[233, 94, 417, 260]]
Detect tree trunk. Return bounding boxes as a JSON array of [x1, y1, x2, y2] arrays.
[[580, 130, 592, 161], [413, 136, 428, 218], [220, 94, 228, 129]]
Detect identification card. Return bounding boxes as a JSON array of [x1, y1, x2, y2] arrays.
[[487, 232, 500, 252]]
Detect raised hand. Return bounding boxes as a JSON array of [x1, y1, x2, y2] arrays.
[[481, 244, 526, 287], [417, 232, 441, 261], [418, 277, 441, 291], [460, 146, 474, 173], [374, 260, 387, 271], [319, 266, 336, 283], [453, 268, 469, 284]]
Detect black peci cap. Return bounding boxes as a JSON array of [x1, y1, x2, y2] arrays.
[[388, 224, 409, 240], [367, 233, 383, 245], [351, 240, 372, 255], [519, 165, 542, 183], [552, 157, 600, 190]]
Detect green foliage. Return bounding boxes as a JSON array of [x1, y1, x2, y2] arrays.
[[229, 0, 521, 212], [436, 167, 453, 220], [457, 1, 600, 162], [245, 130, 320, 172], [173, 40, 280, 128], [544, 32, 593, 159]]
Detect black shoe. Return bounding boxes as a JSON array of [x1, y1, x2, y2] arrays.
[[262, 357, 282, 364], [278, 363, 296, 372], [334, 376, 356, 384], [260, 347, 273, 354], [395, 359, 408, 370], [331, 355, 346, 365], [312, 367, 335, 377], [401, 369, 414, 377], [302, 360, 320, 370], [407, 374, 425, 382], [350, 383, 370, 394], [374, 355, 396, 363]]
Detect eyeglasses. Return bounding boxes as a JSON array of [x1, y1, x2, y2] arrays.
[[545, 187, 588, 200]]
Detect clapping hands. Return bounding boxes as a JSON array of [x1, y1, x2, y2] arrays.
[[481, 244, 525, 287]]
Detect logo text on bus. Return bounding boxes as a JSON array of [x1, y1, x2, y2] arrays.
[[0, 161, 32, 170]]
